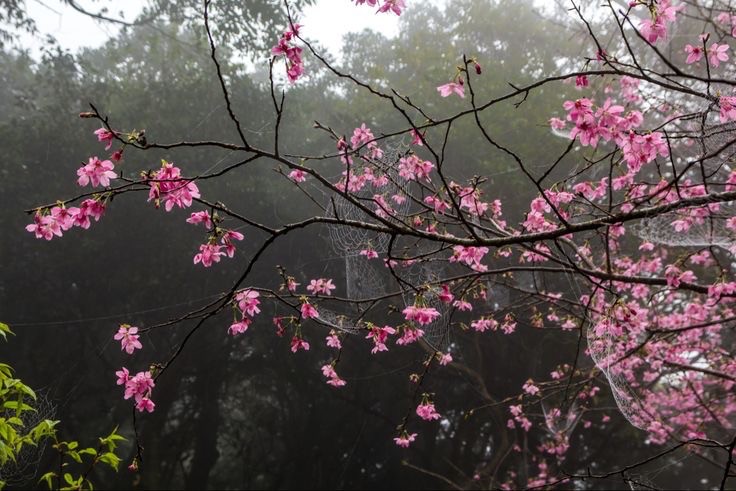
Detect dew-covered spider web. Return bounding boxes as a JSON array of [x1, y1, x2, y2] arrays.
[[320, 141, 452, 349], [586, 324, 652, 432], [398, 258, 452, 351], [0, 391, 56, 488], [326, 141, 411, 260], [634, 202, 736, 250]]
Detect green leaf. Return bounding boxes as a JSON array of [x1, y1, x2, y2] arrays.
[[63, 473, 74, 486], [68, 450, 82, 463], [0, 323, 13, 341], [78, 447, 97, 457], [98, 452, 121, 471], [3, 401, 34, 412], [17, 383, 36, 400], [39, 472, 56, 490]]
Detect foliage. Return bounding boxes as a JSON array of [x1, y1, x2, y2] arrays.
[[7, 0, 736, 489], [0, 324, 125, 490]]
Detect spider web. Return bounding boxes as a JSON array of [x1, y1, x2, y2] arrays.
[[0, 391, 56, 488]]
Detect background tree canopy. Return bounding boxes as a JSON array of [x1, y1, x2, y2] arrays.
[[1, 0, 733, 489]]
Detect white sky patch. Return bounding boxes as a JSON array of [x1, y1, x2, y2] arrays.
[[21, 0, 148, 55], [17, 0, 411, 60], [301, 1, 400, 60]]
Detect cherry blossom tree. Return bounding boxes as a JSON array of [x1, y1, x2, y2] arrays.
[[21, 0, 736, 487]]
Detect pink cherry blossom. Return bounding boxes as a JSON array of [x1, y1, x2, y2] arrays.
[[300, 301, 319, 319], [437, 352, 453, 366], [321, 364, 346, 387], [272, 24, 304, 82], [376, 0, 405, 15], [402, 305, 440, 326], [50, 205, 78, 231], [290, 335, 310, 353], [708, 43, 729, 67], [366, 325, 396, 353], [135, 397, 155, 413], [720, 96, 736, 123], [684, 44, 703, 64], [186, 211, 213, 228], [395, 326, 425, 345], [221, 230, 244, 258], [121, 370, 155, 413], [286, 278, 300, 292], [359, 248, 378, 259], [94, 127, 115, 150], [549, 117, 566, 130], [228, 318, 251, 336], [288, 169, 307, 182], [438, 284, 454, 304], [26, 212, 63, 241], [410, 129, 425, 146], [523, 380, 541, 396], [393, 432, 417, 448], [306, 278, 336, 295], [147, 161, 200, 211], [326, 331, 342, 349], [113, 324, 143, 354], [193, 243, 224, 267], [416, 401, 441, 421], [77, 156, 117, 187], [437, 78, 465, 98], [453, 300, 472, 311], [235, 289, 261, 316], [115, 367, 130, 386]]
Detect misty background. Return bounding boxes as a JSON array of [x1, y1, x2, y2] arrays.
[[0, 0, 723, 489]]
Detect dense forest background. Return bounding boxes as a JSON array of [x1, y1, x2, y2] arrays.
[[0, 0, 725, 488]]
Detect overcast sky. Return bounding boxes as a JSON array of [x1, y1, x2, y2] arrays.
[[21, 0, 408, 59]]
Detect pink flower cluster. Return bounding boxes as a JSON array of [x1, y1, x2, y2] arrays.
[[116, 368, 155, 413], [720, 96, 736, 123], [684, 39, 729, 67], [507, 404, 532, 432], [306, 278, 336, 295], [366, 325, 396, 353], [326, 330, 342, 349], [716, 11, 736, 36], [563, 97, 667, 174], [393, 431, 417, 448], [450, 245, 489, 271], [147, 161, 200, 212], [291, 335, 310, 352], [416, 400, 441, 421], [114, 324, 143, 354], [77, 156, 117, 187], [229, 289, 260, 336], [396, 325, 425, 345], [398, 154, 434, 181], [188, 209, 244, 267], [350, 123, 384, 160], [321, 364, 346, 387], [449, 181, 499, 217], [352, 0, 405, 16], [186, 210, 212, 228], [26, 200, 105, 240], [402, 305, 441, 326], [636, 0, 680, 43], [271, 23, 304, 82]]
